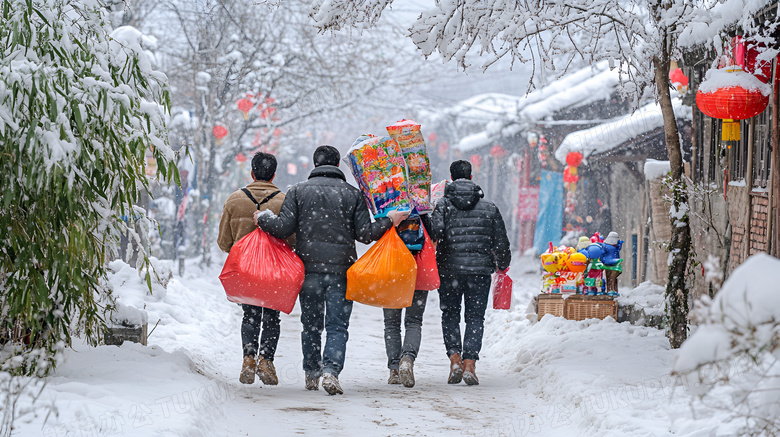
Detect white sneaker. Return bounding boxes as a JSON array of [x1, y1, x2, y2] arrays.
[[322, 373, 344, 395]]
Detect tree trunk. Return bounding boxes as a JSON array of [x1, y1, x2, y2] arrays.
[[654, 50, 692, 349]]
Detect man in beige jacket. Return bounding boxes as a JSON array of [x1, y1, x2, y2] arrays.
[[218, 152, 292, 385]]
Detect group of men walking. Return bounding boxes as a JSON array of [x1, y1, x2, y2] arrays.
[[218, 145, 511, 395]]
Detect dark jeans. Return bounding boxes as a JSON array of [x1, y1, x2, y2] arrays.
[[439, 274, 491, 361], [241, 304, 280, 360], [298, 272, 353, 378], [383, 290, 429, 369]]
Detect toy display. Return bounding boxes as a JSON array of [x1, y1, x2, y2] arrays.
[[540, 231, 624, 297], [540, 243, 583, 294], [578, 231, 624, 296], [386, 120, 433, 214], [345, 134, 412, 217]]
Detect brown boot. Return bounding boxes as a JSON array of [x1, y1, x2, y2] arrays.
[[462, 359, 479, 386], [239, 356, 256, 384], [448, 353, 463, 384], [388, 369, 401, 384], [256, 357, 279, 385]]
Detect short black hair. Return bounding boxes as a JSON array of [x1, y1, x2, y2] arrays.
[[313, 145, 340, 167], [450, 160, 472, 180], [252, 152, 277, 181]]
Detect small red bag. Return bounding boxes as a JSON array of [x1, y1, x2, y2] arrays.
[[219, 229, 305, 314], [491, 269, 513, 310], [414, 227, 440, 291]]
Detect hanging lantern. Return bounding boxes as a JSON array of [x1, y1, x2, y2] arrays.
[[669, 68, 689, 93], [469, 154, 483, 172], [490, 145, 508, 159], [428, 132, 438, 142], [236, 152, 247, 163], [237, 98, 253, 119], [563, 152, 582, 194], [212, 125, 228, 145], [260, 97, 276, 119], [695, 66, 770, 141], [438, 141, 449, 158]]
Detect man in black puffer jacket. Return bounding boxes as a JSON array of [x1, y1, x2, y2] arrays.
[[429, 160, 511, 386], [255, 145, 408, 396]]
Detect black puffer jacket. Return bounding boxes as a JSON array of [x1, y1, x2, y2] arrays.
[[256, 165, 392, 275], [429, 179, 511, 276]]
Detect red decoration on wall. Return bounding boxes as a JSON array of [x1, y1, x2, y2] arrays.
[[731, 36, 772, 84]]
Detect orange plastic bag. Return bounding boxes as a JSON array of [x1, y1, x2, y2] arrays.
[[414, 227, 440, 291], [346, 228, 417, 309], [219, 229, 305, 314]]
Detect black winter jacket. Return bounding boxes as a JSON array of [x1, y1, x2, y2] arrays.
[[256, 165, 392, 275], [429, 179, 511, 276]]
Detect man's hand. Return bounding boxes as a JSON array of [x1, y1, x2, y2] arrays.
[[386, 209, 410, 227], [253, 209, 261, 226]]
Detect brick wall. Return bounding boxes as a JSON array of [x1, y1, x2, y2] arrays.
[[749, 194, 770, 255], [730, 225, 746, 270]]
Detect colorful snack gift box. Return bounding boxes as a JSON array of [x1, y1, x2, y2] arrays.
[[345, 134, 412, 217], [386, 120, 432, 214]]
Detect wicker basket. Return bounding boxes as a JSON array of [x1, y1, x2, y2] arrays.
[[537, 294, 565, 318], [564, 295, 617, 321]]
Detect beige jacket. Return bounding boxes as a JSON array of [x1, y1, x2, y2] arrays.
[[217, 180, 293, 252]]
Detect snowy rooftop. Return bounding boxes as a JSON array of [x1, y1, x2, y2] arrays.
[[454, 61, 620, 152], [554, 96, 691, 163]]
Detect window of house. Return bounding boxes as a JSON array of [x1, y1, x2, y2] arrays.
[[728, 119, 750, 182], [753, 107, 772, 189]]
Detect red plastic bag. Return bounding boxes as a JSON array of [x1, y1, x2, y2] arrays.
[[491, 270, 513, 310], [219, 229, 304, 314], [414, 227, 440, 291], [347, 228, 417, 309]]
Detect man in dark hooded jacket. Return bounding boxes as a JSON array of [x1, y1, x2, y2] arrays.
[[429, 160, 511, 386], [255, 145, 408, 395]]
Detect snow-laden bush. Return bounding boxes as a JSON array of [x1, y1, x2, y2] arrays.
[[0, 0, 177, 377], [673, 254, 780, 436]]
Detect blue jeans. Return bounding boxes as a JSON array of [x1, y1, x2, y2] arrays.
[[438, 274, 491, 361], [298, 272, 353, 378], [383, 290, 428, 369]]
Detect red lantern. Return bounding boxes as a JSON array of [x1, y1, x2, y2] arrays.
[[731, 36, 772, 83], [469, 154, 483, 172], [438, 141, 449, 157], [669, 68, 689, 92], [490, 145, 508, 158], [696, 67, 770, 141], [565, 152, 583, 168], [428, 132, 438, 142], [237, 98, 253, 119], [236, 152, 247, 163], [260, 98, 276, 119], [212, 125, 228, 145]]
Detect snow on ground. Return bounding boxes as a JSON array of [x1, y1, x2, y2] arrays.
[[10, 253, 734, 436]]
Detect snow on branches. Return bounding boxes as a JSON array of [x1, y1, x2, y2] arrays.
[[0, 0, 176, 375]]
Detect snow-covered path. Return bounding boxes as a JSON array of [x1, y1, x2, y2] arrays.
[[12, 254, 730, 436]]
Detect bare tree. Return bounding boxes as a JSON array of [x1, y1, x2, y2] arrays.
[[130, 0, 420, 264]]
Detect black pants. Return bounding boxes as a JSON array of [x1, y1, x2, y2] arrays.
[[438, 274, 491, 361], [241, 304, 280, 360]]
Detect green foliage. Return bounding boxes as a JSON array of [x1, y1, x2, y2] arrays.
[[0, 0, 176, 375]]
